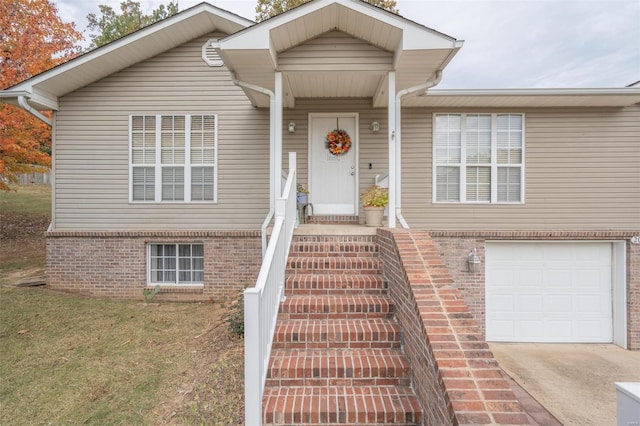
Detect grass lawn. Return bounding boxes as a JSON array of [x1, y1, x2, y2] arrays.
[[0, 185, 51, 283], [0, 185, 245, 424]]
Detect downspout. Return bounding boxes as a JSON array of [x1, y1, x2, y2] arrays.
[[228, 71, 276, 256], [394, 70, 442, 229], [18, 95, 52, 126]]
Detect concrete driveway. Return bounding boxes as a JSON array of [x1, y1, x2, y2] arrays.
[[489, 343, 640, 426]]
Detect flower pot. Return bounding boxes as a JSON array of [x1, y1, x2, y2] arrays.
[[363, 206, 385, 227], [297, 193, 308, 204]]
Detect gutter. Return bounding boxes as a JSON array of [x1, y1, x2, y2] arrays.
[[15, 95, 52, 126], [393, 70, 442, 228], [228, 71, 276, 257]]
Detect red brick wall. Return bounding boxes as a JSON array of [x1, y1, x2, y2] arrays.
[[46, 231, 262, 302], [378, 229, 529, 425], [430, 231, 640, 350]]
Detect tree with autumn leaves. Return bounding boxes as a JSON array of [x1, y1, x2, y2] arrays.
[[255, 0, 398, 21], [0, 0, 82, 191]]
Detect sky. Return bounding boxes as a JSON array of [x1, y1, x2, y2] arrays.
[[52, 0, 640, 89]]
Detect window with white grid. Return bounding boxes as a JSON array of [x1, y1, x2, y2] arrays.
[[148, 243, 204, 285], [433, 113, 524, 204], [129, 114, 217, 203]]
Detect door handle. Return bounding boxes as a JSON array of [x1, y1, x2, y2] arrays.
[[350, 172, 355, 176]]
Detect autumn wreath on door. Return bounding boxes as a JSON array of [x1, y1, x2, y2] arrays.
[[326, 128, 352, 155]]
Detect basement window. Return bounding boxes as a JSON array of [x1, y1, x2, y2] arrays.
[[148, 243, 204, 285]]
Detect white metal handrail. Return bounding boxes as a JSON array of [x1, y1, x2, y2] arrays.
[[245, 152, 297, 426]]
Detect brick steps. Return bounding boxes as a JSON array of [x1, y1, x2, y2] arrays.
[[278, 295, 393, 320], [287, 257, 383, 274], [266, 349, 411, 387], [272, 318, 402, 350], [263, 234, 421, 425], [286, 274, 387, 295], [289, 242, 379, 257], [263, 386, 422, 425]]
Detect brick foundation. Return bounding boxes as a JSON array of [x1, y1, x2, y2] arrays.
[[430, 231, 640, 350], [378, 229, 529, 424], [46, 231, 262, 302]]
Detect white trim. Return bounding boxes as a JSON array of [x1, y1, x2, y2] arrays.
[[146, 243, 205, 286], [308, 112, 360, 216], [427, 87, 640, 96], [388, 71, 396, 228], [50, 111, 57, 231], [6, 4, 252, 95], [432, 113, 525, 204], [612, 241, 628, 349], [129, 114, 218, 204]]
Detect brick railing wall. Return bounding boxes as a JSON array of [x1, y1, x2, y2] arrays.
[[46, 231, 261, 302], [430, 230, 640, 350], [378, 228, 529, 425]]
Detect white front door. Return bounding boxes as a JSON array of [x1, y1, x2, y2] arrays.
[[308, 113, 358, 215]]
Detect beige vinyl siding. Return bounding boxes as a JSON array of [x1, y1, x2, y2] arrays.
[[278, 30, 393, 72], [283, 98, 388, 219], [54, 34, 270, 231], [402, 106, 640, 230]]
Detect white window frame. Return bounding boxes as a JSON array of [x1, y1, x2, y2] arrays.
[[129, 114, 218, 203], [432, 113, 525, 204], [147, 243, 204, 286]]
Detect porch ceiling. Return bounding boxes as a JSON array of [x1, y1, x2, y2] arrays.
[[215, 0, 462, 108]]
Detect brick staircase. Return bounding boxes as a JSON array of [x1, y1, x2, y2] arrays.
[[262, 235, 422, 425]]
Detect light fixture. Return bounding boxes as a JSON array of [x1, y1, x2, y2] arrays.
[[288, 121, 296, 133], [371, 121, 380, 133], [467, 248, 481, 273]]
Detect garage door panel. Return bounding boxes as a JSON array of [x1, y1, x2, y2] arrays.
[[486, 242, 612, 343], [519, 295, 543, 312]]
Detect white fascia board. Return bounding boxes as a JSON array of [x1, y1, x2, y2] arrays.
[[427, 88, 640, 96], [5, 4, 252, 94], [219, 0, 458, 49], [0, 89, 59, 110]]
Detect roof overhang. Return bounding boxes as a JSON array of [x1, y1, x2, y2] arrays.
[[1, 2, 253, 111], [403, 88, 640, 108], [216, 0, 463, 107]]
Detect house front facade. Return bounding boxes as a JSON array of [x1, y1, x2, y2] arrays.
[[2, 0, 639, 350]]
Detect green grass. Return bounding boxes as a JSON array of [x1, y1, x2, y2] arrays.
[[0, 286, 244, 425], [0, 184, 51, 282], [0, 184, 245, 424], [0, 184, 51, 216]]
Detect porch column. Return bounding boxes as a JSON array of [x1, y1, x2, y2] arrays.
[[387, 71, 397, 228], [274, 71, 283, 204]]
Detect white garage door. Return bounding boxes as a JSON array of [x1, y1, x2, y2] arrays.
[[486, 242, 612, 343]]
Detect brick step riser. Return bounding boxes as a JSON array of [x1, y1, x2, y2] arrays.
[[278, 312, 393, 320], [263, 387, 422, 425], [289, 244, 379, 254], [272, 341, 402, 350], [265, 377, 411, 387], [279, 298, 393, 319], [290, 236, 376, 243], [287, 259, 382, 270], [285, 276, 387, 295], [287, 268, 382, 275]]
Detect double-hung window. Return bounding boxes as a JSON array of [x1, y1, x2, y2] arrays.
[[433, 113, 524, 203], [130, 114, 217, 202], [148, 243, 204, 285]]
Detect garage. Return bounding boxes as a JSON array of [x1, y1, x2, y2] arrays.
[[485, 242, 616, 343]]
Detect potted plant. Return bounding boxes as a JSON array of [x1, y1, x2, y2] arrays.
[[297, 184, 309, 204], [360, 185, 388, 227]]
